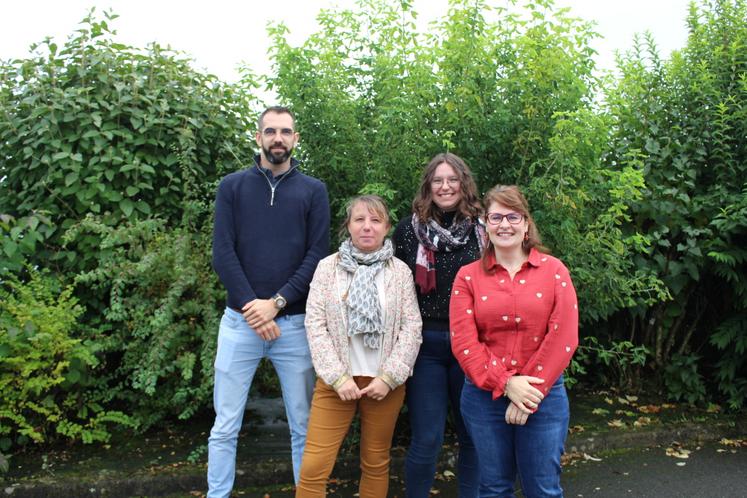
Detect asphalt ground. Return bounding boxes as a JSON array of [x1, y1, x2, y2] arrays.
[[2, 392, 745, 497], [228, 440, 747, 498]]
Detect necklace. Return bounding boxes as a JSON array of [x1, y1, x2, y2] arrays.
[[497, 257, 527, 278]]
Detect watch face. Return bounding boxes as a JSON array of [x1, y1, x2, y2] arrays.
[[274, 296, 286, 309]]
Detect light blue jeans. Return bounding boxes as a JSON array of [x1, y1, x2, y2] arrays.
[[207, 308, 315, 498]]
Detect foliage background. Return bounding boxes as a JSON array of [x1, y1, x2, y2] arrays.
[[0, 0, 744, 463]]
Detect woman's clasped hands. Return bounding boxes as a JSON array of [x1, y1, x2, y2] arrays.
[[504, 375, 545, 425], [336, 377, 391, 402]]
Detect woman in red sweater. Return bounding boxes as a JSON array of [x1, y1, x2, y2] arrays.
[[449, 185, 578, 498]]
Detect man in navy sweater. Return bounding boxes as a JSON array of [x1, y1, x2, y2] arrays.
[[207, 106, 330, 498]]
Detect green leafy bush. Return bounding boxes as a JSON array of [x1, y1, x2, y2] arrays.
[[68, 216, 224, 428], [0, 10, 265, 428], [567, 336, 650, 390], [664, 353, 707, 405], [266, 0, 659, 327], [605, 0, 747, 404], [0, 10, 257, 276], [0, 269, 135, 455], [0, 213, 54, 275]]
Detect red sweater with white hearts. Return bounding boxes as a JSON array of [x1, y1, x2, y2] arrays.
[[449, 248, 579, 399]]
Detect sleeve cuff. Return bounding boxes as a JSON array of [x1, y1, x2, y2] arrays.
[[331, 374, 351, 391], [377, 372, 397, 390]]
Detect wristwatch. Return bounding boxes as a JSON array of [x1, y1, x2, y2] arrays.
[[272, 294, 287, 310]]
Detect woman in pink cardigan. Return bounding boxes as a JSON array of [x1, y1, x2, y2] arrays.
[[296, 195, 423, 498]]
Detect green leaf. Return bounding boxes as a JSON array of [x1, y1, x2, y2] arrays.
[[65, 369, 81, 384], [135, 201, 151, 214], [119, 199, 134, 217], [3, 240, 18, 257], [65, 172, 79, 186]]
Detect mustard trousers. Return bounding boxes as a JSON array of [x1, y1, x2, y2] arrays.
[[296, 376, 406, 498]]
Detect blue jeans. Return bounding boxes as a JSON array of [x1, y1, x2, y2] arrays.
[[460, 376, 569, 498], [207, 308, 315, 498], [405, 329, 479, 498]]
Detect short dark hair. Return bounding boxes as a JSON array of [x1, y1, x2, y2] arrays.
[[257, 106, 295, 131], [412, 152, 482, 223]]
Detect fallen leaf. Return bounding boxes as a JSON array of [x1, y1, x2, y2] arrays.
[[607, 419, 626, 428], [676, 462, 687, 466], [583, 453, 602, 462], [633, 417, 652, 427], [568, 424, 585, 434], [638, 404, 662, 414], [561, 451, 585, 466], [442, 470, 455, 478], [617, 397, 630, 405], [706, 403, 722, 413], [604, 397, 614, 405], [665, 446, 691, 459], [592, 408, 610, 416], [625, 395, 639, 403], [661, 403, 677, 409], [719, 438, 747, 447]]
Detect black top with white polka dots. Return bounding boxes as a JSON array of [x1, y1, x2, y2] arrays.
[[393, 212, 483, 331]]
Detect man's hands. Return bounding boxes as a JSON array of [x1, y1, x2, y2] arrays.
[[243, 299, 279, 328], [242, 299, 280, 340]]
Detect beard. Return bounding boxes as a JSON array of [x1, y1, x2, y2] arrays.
[[263, 143, 293, 165]]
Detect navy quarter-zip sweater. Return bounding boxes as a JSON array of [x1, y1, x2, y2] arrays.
[[212, 156, 330, 316]]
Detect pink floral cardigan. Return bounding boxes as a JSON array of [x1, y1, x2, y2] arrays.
[[304, 252, 423, 389]]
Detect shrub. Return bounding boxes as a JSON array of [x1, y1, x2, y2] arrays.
[[68, 216, 224, 428], [605, 0, 747, 404], [0, 10, 258, 276], [0, 269, 134, 456]]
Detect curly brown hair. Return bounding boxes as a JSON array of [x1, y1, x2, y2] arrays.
[[412, 153, 482, 223]]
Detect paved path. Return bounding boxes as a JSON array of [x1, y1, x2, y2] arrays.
[[562, 441, 747, 498], [249, 441, 746, 498]]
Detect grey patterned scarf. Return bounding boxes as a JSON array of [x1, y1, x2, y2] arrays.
[[337, 238, 394, 349]]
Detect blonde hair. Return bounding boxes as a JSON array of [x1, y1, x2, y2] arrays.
[[338, 195, 391, 239]]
